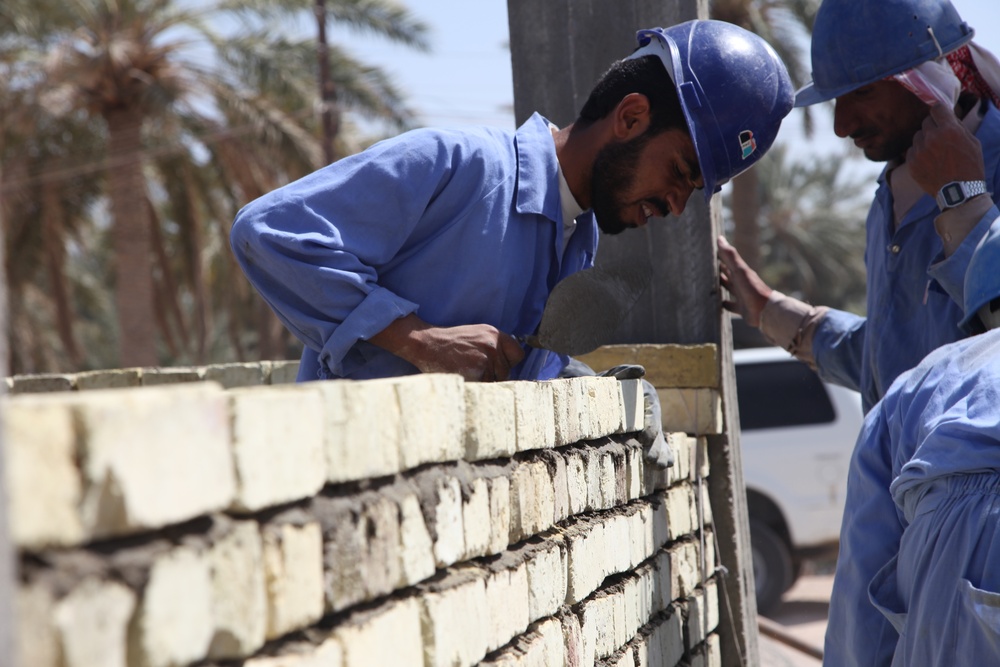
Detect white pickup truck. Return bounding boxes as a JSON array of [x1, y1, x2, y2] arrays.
[[734, 346, 865, 613]]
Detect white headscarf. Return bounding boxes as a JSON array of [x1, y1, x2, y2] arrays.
[[892, 41, 1000, 108]]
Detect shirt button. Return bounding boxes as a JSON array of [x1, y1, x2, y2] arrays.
[[889, 244, 901, 254]]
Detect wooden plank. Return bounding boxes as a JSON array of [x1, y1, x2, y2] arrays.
[[0, 168, 18, 667]]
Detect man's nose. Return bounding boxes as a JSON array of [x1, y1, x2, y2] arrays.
[[833, 98, 856, 139], [669, 187, 692, 216]]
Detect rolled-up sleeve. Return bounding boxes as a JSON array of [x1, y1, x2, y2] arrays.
[[928, 200, 997, 310], [229, 133, 453, 375]]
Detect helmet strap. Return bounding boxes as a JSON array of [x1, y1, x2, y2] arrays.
[[927, 27, 945, 59]]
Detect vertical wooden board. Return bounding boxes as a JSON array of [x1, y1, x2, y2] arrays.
[[0, 168, 17, 667], [709, 313, 761, 667], [595, 197, 720, 345]]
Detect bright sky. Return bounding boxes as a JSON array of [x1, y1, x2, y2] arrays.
[[332, 0, 999, 169]]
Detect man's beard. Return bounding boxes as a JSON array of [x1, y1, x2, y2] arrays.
[[590, 133, 652, 235], [861, 133, 914, 163]]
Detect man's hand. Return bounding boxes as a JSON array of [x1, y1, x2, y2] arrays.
[[907, 103, 985, 196], [717, 236, 773, 327], [370, 314, 525, 382]]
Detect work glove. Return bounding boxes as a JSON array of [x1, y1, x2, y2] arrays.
[[597, 365, 675, 469]]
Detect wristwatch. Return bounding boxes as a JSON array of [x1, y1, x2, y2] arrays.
[[936, 180, 989, 210]]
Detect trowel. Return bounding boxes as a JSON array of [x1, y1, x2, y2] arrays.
[[520, 256, 653, 356]]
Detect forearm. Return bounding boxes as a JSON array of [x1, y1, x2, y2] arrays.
[[368, 313, 434, 369], [929, 202, 1000, 314], [758, 291, 829, 367], [934, 194, 994, 257]]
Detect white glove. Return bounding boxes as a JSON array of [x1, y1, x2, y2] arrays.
[[596, 365, 675, 470], [640, 378, 675, 469]]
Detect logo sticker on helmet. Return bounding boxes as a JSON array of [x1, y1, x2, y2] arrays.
[[739, 130, 757, 159]]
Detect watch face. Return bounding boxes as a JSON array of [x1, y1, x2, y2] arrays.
[[943, 183, 965, 206]]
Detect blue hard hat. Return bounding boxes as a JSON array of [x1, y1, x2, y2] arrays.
[[795, 0, 974, 107], [961, 216, 1000, 330], [628, 21, 794, 198]]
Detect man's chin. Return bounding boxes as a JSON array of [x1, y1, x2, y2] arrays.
[[858, 142, 901, 164], [863, 148, 888, 163], [597, 220, 630, 235]]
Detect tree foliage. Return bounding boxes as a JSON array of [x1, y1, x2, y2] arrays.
[[710, 0, 823, 270], [0, 0, 428, 373], [723, 144, 872, 315]]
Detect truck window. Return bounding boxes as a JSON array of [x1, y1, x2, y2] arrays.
[[735, 360, 836, 430]]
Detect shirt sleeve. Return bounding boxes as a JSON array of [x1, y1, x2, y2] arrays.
[[229, 131, 461, 376], [812, 308, 868, 396], [927, 196, 997, 310]]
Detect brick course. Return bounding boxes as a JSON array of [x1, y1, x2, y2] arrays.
[[6, 347, 726, 667]]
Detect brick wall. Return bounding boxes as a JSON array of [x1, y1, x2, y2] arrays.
[[4, 347, 725, 667]]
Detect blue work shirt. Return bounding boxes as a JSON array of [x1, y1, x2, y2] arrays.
[[886, 328, 1000, 511], [823, 101, 1000, 667], [230, 113, 598, 381], [880, 331, 1000, 667], [836, 329, 1000, 666], [813, 101, 1000, 414]]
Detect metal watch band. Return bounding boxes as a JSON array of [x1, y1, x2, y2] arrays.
[[936, 180, 989, 210]]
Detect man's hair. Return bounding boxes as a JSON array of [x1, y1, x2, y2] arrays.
[[576, 55, 687, 135]]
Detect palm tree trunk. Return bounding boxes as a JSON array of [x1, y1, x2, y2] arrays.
[[731, 167, 762, 271], [315, 0, 341, 164], [147, 197, 191, 350], [178, 169, 210, 364], [41, 171, 82, 368], [105, 108, 157, 367], [152, 274, 180, 358]]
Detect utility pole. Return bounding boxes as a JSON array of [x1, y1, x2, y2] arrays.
[[315, 0, 340, 165], [505, 2, 759, 664]]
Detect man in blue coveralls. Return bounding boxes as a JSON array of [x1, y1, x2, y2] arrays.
[[231, 20, 793, 386], [847, 239, 1000, 666], [714, 0, 1000, 664]]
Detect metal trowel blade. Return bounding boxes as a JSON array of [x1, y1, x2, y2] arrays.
[[529, 257, 653, 356]]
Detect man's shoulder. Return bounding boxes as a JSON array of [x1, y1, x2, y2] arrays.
[[354, 123, 518, 179], [402, 122, 516, 147], [891, 330, 1000, 406], [976, 100, 1000, 143]]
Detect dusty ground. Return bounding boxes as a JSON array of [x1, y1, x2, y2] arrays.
[[757, 560, 835, 666]]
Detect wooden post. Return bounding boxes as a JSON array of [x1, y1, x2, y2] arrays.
[[506, 1, 759, 664], [0, 157, 18, 666]]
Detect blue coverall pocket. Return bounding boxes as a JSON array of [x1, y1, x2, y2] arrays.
[[956, 578, 1000, 660], [869, 555, 907, 635]]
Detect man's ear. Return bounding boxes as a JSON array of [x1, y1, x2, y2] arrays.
[[614, 93, 652, 140]]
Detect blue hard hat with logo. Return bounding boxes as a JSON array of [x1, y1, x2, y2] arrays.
[[627, 20, 794, 199], [795, 0, 974, 107]]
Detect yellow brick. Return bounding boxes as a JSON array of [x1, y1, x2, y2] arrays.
[[575, 344, 719, 388], [657, 388, 723, 435]]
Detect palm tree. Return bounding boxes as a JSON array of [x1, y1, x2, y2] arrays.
[[0, 34, 108, 373], [710, 0, 821, 270], [0, 0, 428, 371], [723, 144, 871, 315]]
